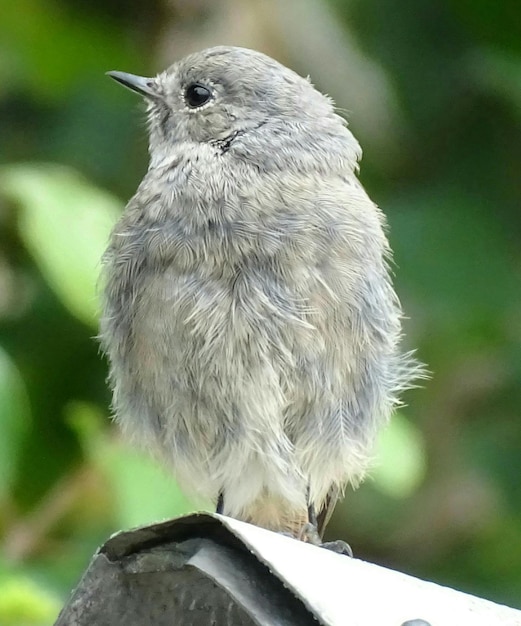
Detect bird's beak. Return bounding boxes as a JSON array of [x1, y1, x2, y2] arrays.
[[106, 71, 158, 98]]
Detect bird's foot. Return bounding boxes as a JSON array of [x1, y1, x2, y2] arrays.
[[320, 539, 353, 557], [299, 523, 353, 557]]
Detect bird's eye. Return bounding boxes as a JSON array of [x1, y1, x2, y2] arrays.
[[185, 83, 212, 108]]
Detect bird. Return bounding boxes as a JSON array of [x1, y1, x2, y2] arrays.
[[100, 46, 420, 554]]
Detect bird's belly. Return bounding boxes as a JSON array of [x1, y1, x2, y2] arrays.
[[124, 264, 311, 507], [130, 265, 298, 411], [111, 254, 382, 521]]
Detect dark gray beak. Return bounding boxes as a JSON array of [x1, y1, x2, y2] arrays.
[[106, 71, 158, 98]]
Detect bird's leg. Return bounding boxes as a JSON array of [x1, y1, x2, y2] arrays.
[[216, 492, 224, 515], [299, 488, 353, 557], [301, 501, 323, 545]]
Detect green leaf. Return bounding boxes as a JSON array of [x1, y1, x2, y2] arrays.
[[1, 164, 121, 328], [468, 48, 521, 118], [372, 412, 426, 498], [0, 573, 61, 626], [0, 346, 31, 499], [103, 443, 196, 529]]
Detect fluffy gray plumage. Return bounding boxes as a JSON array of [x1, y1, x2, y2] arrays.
[[100, 46, 419, 536]]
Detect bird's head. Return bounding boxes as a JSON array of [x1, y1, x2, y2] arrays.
[[108, 46, 358, 172]]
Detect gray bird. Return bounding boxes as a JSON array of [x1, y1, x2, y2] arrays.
[[101, 46, 419, 553]]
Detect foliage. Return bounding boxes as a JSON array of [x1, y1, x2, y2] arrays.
[[1, 0, 520, 621]]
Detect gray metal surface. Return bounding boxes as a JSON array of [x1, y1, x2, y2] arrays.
[[56, 514, 317, 626]]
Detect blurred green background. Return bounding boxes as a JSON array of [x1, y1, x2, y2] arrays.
[[1, 0, 520, 622]]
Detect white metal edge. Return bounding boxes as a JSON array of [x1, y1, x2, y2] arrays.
[[212, 514, 521, 626]]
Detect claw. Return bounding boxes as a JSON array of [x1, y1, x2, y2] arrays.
[[299, 522, 322, 545], [303, 496, 353, 556], [320, 539, 353, 557], [299, 522, 353, 557]]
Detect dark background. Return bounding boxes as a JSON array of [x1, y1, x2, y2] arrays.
[[1, 0, 520, 621]]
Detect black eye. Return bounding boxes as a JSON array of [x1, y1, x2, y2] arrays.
[[185, 83, 212, 108]]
